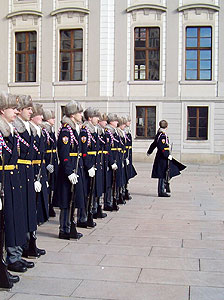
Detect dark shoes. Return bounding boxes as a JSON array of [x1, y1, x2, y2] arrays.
[[22, 247, 46, 258], [20, 259, 35, 269], [59, 232, 70, 240], [77, 221, 97, 228], [158, 193, 170, 197], [93, 206, 107, 219], [104, 205, 113, 211], [8, 261, 27, 273], [49, 205, 56, 217], [8, 272, 20, 283]]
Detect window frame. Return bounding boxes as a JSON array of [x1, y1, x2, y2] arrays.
[[134, 27, 160, 81], [185, 26, 212, 81], [59, 28, 83, 82], [135, 106, 156, 139], [15, 31, 37, 82], [187, 106, 208, 140]]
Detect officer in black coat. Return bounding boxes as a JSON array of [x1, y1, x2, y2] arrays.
[[13, 95, 45, 258], [30, 104, 49, 225], [78, 107, 101, 228], [0, 92, 32, 282], [53, 100, 85, 240], [41, 109, 58, 217], [124, 116, 137, 199], [147, 120, 186, 197], [104, 113, 122, 211]]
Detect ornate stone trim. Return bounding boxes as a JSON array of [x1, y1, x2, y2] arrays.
[[177, 4, 220, 13], [50, 7, 90, 16], [126, 4, 167, 13], [7, 10, 43, 19]]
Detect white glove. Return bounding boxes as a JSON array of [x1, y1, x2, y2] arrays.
[[46, 164, 54, 173], [88, 167, 97, 177], [111, 163, 118, 170], [168, 155, 172, 160], [46, 181, 49, 188], [68, 173, 79, 185], [34, 181, 42, 192], [126, 158, 130, 165], [0, 198, 2, 211]]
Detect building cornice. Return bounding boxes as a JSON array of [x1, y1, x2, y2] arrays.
[[7, 10, 43, 19], [50, 7, 90, 16], [126, 4, 167, 13], [177, 4, 220, 12]]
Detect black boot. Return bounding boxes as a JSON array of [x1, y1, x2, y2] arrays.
[[24, 232, 46, 258], [124, 189, 132, 200], [112, 198, 119, 211], [158, 179, 170, 197], [49, 204, 56, 217], [86, 213, 97, 227], [70, 220, 83, 239], [0, 265, 13, 289], [165, 181, 171, 193], [118, 193, 126, 205], [93, 205, 107, 218]]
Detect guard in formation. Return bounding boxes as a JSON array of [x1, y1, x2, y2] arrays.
[[0, 95, 137, 289], [147, 119, 186, 197]]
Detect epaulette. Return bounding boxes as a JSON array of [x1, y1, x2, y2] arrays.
[[105, 128, 108, 132], [63, 123, 68, 127]]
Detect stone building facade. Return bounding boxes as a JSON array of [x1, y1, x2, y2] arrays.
[[1, 0, 224, 163]]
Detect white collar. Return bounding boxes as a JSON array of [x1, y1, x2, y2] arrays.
[[8, 122, 14, 136], [75, 123, 80, 135], [30, 121, 41, 137], [18, 116, 31, 135]]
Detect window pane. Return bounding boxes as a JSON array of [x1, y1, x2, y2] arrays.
[[148, 28, 160, 48], [188, 107, 197, 117], [135, 28, 146, 48], [74, 30, 83, 49], [60, 71, 70, 81], [187, 27, 197, 38], [135, 51, 145, 60], [186, 50, 197, 60], [16, 73, 25, 82], [148, 60, 159, 80], [188, 118, 196, 127], [61, 53, 70, 71], [186, 60, 197, 69], [28, 72, 36, 82], [60, 30, 71, 49], [200, 60, 211, 69], [16, 63, 25, 73], [16, 33, 26, 51], [200, 27, 211, 37], [200, 37, 211, 47], [199, 107, 208, 117], [74, 51, 82, 62], [200, 70, 211, 80], [199, 127, 207, 139], [136, 107, 145, 118], [187, 38, 197, 47], [147, 107, 156, 138], [73, 71, 82, 81], [199, 118, 207, 127], [188, 128, 196, 138], [16, 54, 25, 63], [200, 50, 211, 60], [186, 70, 197, 80], [29, 32, 36, 50]]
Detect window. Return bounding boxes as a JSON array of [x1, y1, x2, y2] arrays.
[[186, 27, 212, 80], [187, 107, 208, 140], [136, 106, 156, 139], [15, 31, 37, 82], [60, 29, 83, 81], [134, 27, 160, 81]]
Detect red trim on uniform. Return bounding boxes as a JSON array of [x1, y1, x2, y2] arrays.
[[162, 150, 165, 152], [64, 158, 68, 161], [83, 154, 87, 157]]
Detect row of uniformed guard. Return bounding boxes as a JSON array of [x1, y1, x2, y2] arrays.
[[0, 93, 136, 288]]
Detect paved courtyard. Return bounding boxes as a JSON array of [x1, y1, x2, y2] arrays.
[[1, 162, 224, 300]]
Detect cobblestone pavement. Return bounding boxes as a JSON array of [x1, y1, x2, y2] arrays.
[[2, 162, 224, 300]]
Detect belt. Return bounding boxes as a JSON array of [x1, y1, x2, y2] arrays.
[[98, 150, 108, 154], [164, 148, 170, 151], [46, 150, 57, 153], [87, 151, 97, 155], [121, 150, 126, 154], [17, 159, 32, 165], [111, 148, 121, 151], [69, 153, 82, 157], [0, 165, 18, 171], [126, 146, 132, 149], [32, 160, 45, 165]]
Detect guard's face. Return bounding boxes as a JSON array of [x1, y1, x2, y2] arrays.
[[110, 120, 118, 128], [73, 112, 82, 123], [19, 107, 33, 121], [1, 107, 18, 123], [99, 120, 107, 128], [91, 116, 99, 126], [31, 114, 43, 125], [120, 124, 126, 130], [48, 118, 55, 126], [126, 121, 131, 127]]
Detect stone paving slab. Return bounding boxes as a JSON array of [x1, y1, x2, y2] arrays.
[[60, 243, 152, 256], [200, 259, 224, 273], [23, 263, 141, 283], [183, 239, 224, 250], [11, 277, 81, 297], [72, 280, 189, 300], [99, 254, 199, 271], [138, 268, 224, 287], [9, 294, 98, 300], [150, 246, 224, 260], [190, 287, 224, 300]]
